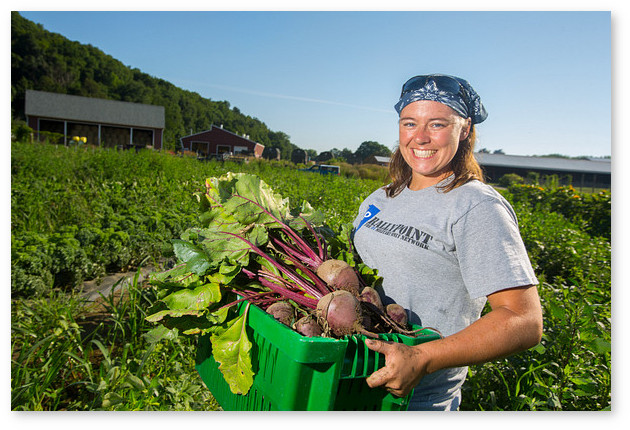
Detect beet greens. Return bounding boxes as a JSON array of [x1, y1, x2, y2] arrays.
[[145, 173, 424, 395]]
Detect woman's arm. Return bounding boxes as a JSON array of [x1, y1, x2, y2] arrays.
[[365, 284, 543, 397]]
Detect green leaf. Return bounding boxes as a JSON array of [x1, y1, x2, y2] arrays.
[[229, 173, 291, 224], [210, 306, 254, 395], [149, 262, 190, 283], [143, 325, 179, 343], [590, 337, 611, 354], [205, 305, 231, 325], [287, 200, 326, 230], [549, 301, 565, 320], [531, 342, 546, 354], [102, 392, 124, 408], [125, 374, 146, 391], [145, 307, 205, 323], [171, 239, 211, 275], [162, 282, 222, 310], [204, 173, 290, 228], [198, 225, 268, 267]]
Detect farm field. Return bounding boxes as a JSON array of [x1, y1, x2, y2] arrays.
[[10, 141, 611, 411]]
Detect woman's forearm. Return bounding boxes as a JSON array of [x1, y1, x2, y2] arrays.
[[365, 285, 542, 397], [422, 302, 543, 374]]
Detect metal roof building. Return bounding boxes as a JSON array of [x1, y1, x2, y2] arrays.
[[364, 152, 610, 189], [474, 153, 610, 175], [474, 153, 610, 189], [25, 90, 165, 149]]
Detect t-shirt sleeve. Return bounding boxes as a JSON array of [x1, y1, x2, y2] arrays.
[[451, 198, 538, 299]]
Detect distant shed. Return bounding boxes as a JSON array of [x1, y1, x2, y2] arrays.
[[364, 155, 391, 166], [475, 153, 611, 189], [262, 146, 281, 160], [179, 125, 264, 159], [24, 89, 165, 149]]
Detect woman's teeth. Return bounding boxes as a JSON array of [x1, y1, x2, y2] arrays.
[[413, 149, 437, 158]]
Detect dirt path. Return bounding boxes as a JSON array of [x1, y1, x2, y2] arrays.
[[79, 266, 155, 302], [75, 265, 160, 340]]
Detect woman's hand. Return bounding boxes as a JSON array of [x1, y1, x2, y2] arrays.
[[364, 339, 430, 397], [364, 285, 543, 397]]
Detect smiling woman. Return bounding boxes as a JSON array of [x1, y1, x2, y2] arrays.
[[386, 74, 487, 197], [353, 73, 542, 411], [396, 100, 471, 190]]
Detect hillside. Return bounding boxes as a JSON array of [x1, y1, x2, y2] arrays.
[[10, 12, 297, 156]]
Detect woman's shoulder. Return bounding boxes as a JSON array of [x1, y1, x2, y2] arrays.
[[453, 179, 505, 201], [453, 179, 504, 200], [363, 185, 389, 202], [447, 180, 514, 215]]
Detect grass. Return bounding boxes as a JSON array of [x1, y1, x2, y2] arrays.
[[11, 268, 221, 411]]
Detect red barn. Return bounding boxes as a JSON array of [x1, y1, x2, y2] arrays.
[[179, 125, 264, 159]]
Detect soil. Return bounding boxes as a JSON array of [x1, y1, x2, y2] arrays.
[[79, 266, 155, 302], [75, 265, 158, 340]]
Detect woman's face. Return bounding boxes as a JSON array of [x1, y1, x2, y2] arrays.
[[398, 100, 471, 190]]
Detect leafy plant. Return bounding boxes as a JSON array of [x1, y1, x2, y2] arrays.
[[11, 141, 610, 411], [145, 173, 390, 394]]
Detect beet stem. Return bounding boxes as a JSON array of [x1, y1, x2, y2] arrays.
[[226, 192, 323, 264], [298, 215, 327, 262]]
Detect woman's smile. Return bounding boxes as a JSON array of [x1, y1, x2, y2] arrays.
[[398, 100, 470, 190], [412, 148, 437, 159]]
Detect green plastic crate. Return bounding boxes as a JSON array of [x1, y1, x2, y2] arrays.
[[195, 300, 441, 411]]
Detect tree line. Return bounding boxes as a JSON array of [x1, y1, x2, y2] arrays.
[[11, 12, 392, 163], [11, 12, 296, 156]]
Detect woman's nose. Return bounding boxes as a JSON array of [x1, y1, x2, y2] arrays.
[[413, 126, 429, 143]]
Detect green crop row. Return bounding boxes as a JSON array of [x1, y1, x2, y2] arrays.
[[11, 141, 610, 410], [502, 184, 611, 240], [11, 142, 383, 297]]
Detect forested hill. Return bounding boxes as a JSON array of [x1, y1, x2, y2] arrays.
[[10, 12, 298, 156]]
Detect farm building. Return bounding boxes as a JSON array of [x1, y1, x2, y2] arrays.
[[361, 152, 611, 189], [262, 146, 281, 160], [363, 155, 391, 166], [24, 89, 165, 149], [179, 125, 264, 159], [475, 153, 611, 189], [291, 148, 309, 164]]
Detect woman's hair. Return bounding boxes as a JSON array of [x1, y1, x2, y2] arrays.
[[384, 125, 484, 197]]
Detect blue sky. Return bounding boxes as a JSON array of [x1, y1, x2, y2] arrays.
[[18, 10, 612, 157]]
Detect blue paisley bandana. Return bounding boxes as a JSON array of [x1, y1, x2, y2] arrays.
[[394, 74, 488, 124]]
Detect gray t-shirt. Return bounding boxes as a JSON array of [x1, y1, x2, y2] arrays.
[[352, 179, 538, 410]]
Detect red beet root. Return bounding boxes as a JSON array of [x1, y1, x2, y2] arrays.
[[316, 290, 376, 337], [386, 303, 408, 327], [316, 259, 360, 295], [294, 315, 323, 337], [359, 286, 384, 311], [266, 301, 295, 326]]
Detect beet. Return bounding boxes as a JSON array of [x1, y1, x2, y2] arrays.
[[316, 290, 376, 337], [266, 301, 295, 326], [386, 303, 408, 327], [316, 259, 360, 294], [359, 286, 384, 311], [294, 315, 323, 337]]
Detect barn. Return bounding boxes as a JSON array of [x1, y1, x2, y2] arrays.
[[24, 89, 165, 149], [179, 125, 264, 159]]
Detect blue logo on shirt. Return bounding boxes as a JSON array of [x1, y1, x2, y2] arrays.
[[356, 204, 380, 232]]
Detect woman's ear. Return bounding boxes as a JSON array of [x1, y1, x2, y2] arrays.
[[460, 118, 472, 140]]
